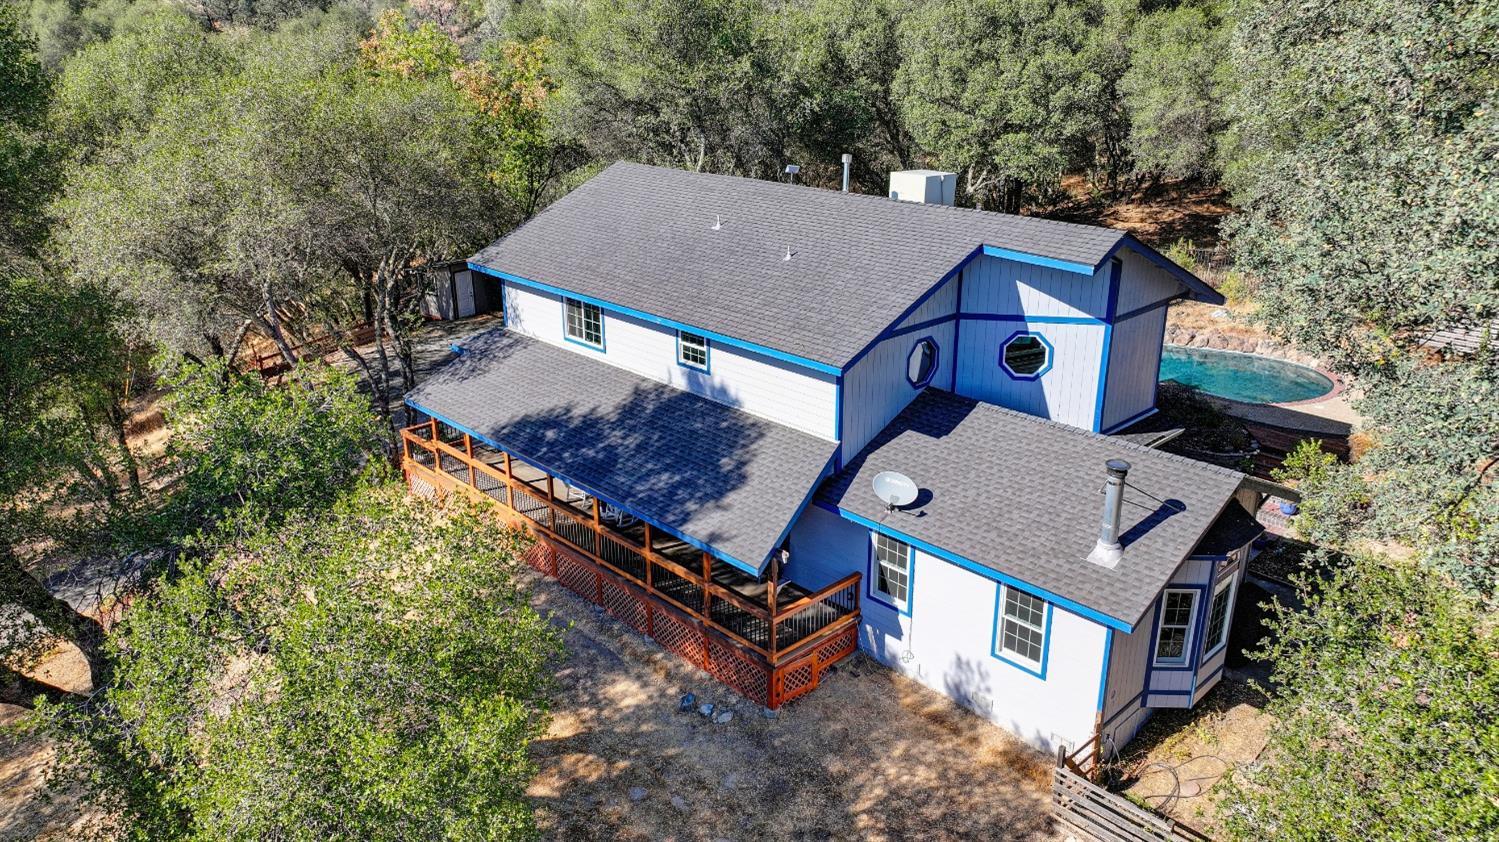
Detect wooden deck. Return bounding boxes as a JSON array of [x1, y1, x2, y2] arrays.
[[400, 420, 861, 708]]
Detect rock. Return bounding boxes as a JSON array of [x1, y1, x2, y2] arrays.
[[721, 772, 739, 790], [762, 707, 778, 719], [628, 787, 648, 802], [670, 794, 690, 812], [698, 702, 715, 717], [713, 710, 734, 724], [678, 692, 696, 713]]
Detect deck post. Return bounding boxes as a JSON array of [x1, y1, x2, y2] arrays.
[[429, 417, 438, 441], [767, 553, 780, 659], [701, 552, 712, 616], [592, 496, 601, 529], [501, 451, 512, 478], [643, 524, 654, 594], [464, 434, 476, 487]]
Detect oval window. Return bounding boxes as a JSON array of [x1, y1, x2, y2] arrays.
[[906, 338, 938, 388], [1001, 333, 1050, 379]]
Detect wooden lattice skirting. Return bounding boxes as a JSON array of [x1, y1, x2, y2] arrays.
[[419, 468, 859, 708]]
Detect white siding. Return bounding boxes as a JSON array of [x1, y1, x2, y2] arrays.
[[786, 506, 1108, 753], [839, 283, 958, 463], [962, 254, 1112, 318], [954, 320, 1106, 428], [1101, 306, 1168, 431], [1099, 615, 1154, 751], [502, 284, 838, 439], [1113, 249, 1184, 315]]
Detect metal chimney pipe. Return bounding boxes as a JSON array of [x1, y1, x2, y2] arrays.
[[1087, 460, 1131, 568], [840, 153, 852, 192]]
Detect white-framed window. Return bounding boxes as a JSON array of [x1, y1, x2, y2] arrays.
[[1154, 588, 1199, 666], [677, 330, 709, 371], [1203, 575, 1236, 656], [871, 532, 911, 607], [996, 585, 1047, 668], [564, 297, 604, 348]]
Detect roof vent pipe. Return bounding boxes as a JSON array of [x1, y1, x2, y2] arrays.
[[1087, 460, 1131, 569], [841, 153, 852, 192]]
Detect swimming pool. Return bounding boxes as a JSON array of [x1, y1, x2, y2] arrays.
[[1159, 345, 1334, 404]]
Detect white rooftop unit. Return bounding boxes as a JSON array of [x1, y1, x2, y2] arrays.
[[888, 170, 958, 206]]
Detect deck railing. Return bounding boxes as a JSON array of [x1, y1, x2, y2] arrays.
[[399, 420, 861, 706]]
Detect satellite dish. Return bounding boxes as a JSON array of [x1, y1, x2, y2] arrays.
[[872, 471, 918, 511]]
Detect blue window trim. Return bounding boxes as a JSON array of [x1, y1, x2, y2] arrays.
[[815, 500, 1133, 632], [999, 330, 1054, 380], [1149, 584, 1207, 670], [1199, 571, 1238, 662], [675, 329, 711, 373], [905, 335, 940, 389], [866, 530, 915, 616], [561, 296, 606, 352], [470, 262, 841, 375], [404, 397, 764, 575], [498, 279, 507, 327], [990, 582, 1052, 679]]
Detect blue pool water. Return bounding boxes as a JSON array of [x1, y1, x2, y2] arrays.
[[1159, 345, 1334, 404]]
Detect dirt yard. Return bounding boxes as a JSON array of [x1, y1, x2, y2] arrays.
[[1112, 671, 1273, 835], [3, 570, 1062, 842], [525, 573, 1062, 842]]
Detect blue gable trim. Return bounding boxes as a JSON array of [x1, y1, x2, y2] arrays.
[[982, 244, 1096, 276], [1100, 236, 1226, 306], [468, 263, 842, 376], [814, 501, 1134, 632], [405, 397, 765, 576]]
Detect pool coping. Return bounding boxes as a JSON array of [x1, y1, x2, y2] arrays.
[[1162, 343, 1345, 408]]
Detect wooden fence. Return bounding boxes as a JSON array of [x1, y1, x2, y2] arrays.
[[1053, 747, 1212, 842]]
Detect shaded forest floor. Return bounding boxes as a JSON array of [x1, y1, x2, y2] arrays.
[[1043, 176, 1235, 250]]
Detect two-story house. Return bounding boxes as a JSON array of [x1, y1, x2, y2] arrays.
[[400, 162, 1281, 764]]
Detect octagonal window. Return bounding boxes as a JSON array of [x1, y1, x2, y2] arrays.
[[906, 338, 938, 388], [1001, 333, 1051, 379]]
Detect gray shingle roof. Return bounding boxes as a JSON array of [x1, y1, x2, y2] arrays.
[[818, 390, 1247, 628], [405, 329, 836, 571], [471, 162, 1211, 369]]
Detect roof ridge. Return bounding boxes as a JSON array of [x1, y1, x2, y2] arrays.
[[606, 160, 1131, 243]]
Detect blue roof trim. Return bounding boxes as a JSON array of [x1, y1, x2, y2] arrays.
[[468, 262, 842, 376], [813, 500, 1135, 632], [405, 397, 765, 576], [982, 244, 1097, 275]]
